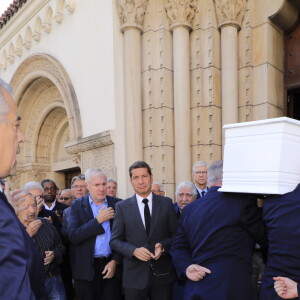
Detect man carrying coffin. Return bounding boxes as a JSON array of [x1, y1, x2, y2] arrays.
[[259, 184, 300, 300], [170, 160, 266, 300]]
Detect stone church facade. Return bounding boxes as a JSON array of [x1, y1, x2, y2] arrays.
[[0, 0, 299, 197]]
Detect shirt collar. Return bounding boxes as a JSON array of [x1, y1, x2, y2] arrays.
[[195, 185, 208, 193], [0, 185, 2, 193], [136, 192, 153, 204], [89, 195, 108, 206], [43, 199, 56, 210]]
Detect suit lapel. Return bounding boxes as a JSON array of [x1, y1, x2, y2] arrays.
[[149, 194, 161, 237], [81, 195, 94, 220], [129, 195, 149, 238]]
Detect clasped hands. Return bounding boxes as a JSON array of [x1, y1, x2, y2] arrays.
[[133, 243, 164, 261]]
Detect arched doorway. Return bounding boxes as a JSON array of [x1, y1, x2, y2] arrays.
[[9, 54, 83, 189]]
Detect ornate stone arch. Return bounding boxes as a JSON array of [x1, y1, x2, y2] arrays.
[[10, 53, 82, 141], [9, 54, 82, 187]]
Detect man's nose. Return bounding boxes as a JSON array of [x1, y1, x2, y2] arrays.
[[18, 128, 26, 143]]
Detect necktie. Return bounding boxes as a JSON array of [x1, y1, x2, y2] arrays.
[[201, 191, 206, 197], [142, 199, 151, 236]]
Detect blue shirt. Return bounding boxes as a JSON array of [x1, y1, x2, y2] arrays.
[[89, 197, 112, 257]]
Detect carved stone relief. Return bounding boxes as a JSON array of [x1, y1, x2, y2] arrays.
[[117, 0, 148, 31], [214, 0, 247, 29], [165, 0, 197, 30]]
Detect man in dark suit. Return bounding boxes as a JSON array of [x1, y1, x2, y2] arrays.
[[192, 161, 208, 199], [0, 78, 45, 299], [110, 161, 178, 300], [170, 160, 266, 300], [41, 179, 68, 223], [259, 184, 300, 300], [68, 168, 122, 300]]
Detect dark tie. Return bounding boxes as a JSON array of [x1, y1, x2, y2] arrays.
[[142, 199, 151, 236], [201, 191, 206, 197]]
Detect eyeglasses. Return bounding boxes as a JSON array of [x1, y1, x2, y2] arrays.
[[195, 171, 207, 175], [72, 185, 86, 189], [59, 197, 71, 201], [178, 193, 193, 198]]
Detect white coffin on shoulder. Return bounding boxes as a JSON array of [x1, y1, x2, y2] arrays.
[[219, 117, 300, 195]]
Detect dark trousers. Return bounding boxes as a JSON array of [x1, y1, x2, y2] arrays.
[[75, 259, 122, 300], [124, 273, 172, 300]]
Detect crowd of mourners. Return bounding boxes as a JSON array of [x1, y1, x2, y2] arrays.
[[1, 159, 299, 300], [1, 78, 300, 300]]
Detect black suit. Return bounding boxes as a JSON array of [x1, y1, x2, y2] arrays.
[[110, 193, 178, 300], [0, 192, 45, 300], [38, 206, 61, 233], [68, 194, 122, 300]]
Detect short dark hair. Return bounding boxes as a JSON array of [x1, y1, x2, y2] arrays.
[[129, 161, 152, 178], [40, 179, 58, 190]]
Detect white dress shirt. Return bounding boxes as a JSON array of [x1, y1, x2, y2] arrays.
[[136, 193, 153, 228], [43, 199, 57, 210]]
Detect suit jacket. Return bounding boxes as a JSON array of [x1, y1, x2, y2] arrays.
[[110, 193, 178, 290], [170, 186, 266, 300], [0, 192, 45, 300], [67, 194, 121, 281], [51, 201, 68, 216], [260, 184, 300, 300], [195, 185, 208, 200], [38, 206, 61, 233]]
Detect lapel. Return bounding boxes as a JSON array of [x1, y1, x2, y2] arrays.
[[149, 194, 161, 237], [107, 197, 114, 229], [81, 194, 94, 220], [129, 195, 149, 239]]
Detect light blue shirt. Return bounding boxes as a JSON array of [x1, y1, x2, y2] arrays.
[[195, 185, 208, 197], [89, 196, 112, 257]]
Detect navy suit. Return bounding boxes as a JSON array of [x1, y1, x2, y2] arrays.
[[67, 194, 121, 281], [170, 186, 266, 300], [260, 184, 300, 300], [0, 192, 45, 300]]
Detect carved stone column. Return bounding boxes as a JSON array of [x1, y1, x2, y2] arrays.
[[165, 0, 196, 186], [117, 0, 147, 174], [214, 0, 247, 142]]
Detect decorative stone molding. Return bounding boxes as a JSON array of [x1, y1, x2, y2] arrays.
[[65, 131, 113, 155], [0, 0, 76, 68], [42, 22, 51, 33], [165, 0, 197, 31], [65, 0, 76, 13], [117, 0, 148, 32], [33, 31, 41, 42], [214, 0, 247, 30], [54, 12, 63, 23], [15, 47, 22, 56], [23, 40, 31, 49]]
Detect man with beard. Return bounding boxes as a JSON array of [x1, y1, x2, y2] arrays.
[[41, 179, 68, 224], [0, 78, 45, 299]]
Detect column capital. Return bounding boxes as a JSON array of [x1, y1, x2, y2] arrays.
[[165, 0, 197, 31], [214, 0, 247, 30], [117, 0, 148, 33]]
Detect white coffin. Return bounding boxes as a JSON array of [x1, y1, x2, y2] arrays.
[[219, 117, 300, 195]]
